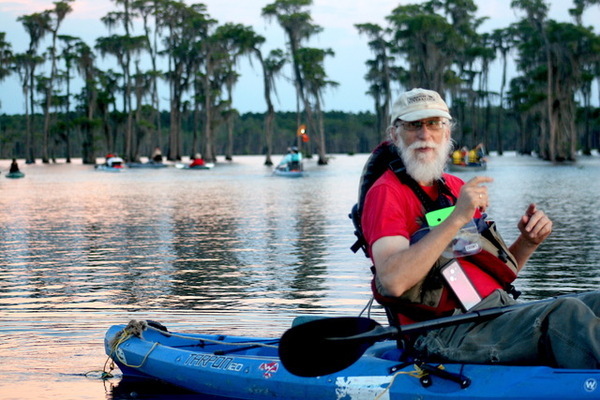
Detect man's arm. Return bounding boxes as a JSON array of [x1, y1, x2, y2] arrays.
[[372, 216, 464, 297], [371, 176, 493, 298]]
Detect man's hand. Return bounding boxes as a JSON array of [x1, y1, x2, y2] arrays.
[[517, 203, 553, 245], [454, 176, 494, 218]]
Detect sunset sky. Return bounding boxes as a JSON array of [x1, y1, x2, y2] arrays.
[[0, 0, 598, 115]]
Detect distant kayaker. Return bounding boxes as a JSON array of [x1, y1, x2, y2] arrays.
[[468, 143, 486, 165], [360, 88, 600, 369], [105, 154, 124, 168], [152, 147, 163, 163], [189, 153, 206, 168], [288, 147, 302, 170], [451, 148, 465, 165], [278, 146, 302, 171], [10, 158, 20, 173]]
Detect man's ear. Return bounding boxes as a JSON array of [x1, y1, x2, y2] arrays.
[[386, 125, 397, 141]]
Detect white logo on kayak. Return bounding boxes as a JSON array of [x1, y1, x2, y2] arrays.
[[335, 376, 392, 400], [584, 378, 597, 392], [259, 362, 279, 379], [184, 354, 243, 372]]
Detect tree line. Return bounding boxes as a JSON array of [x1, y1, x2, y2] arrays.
[[0, 0, 599, 165]]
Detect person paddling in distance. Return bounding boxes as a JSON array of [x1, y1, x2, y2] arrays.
[[361, 88, 600, 369], [10, 158, 20, 173]]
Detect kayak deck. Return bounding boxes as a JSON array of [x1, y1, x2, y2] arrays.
[[105, 321, 600, 400]]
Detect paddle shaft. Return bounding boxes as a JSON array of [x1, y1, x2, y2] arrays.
[[399, 296, 557, 335], [329, 295, 563, 342]]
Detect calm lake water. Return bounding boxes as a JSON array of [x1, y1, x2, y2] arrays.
[[1, 152, 600, 400]]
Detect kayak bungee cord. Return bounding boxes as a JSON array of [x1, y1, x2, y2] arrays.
[[96, 320, 158, 380], [110, 320, 160, 368], [142, 322, 279, 349], [373, 364, 428, 400]]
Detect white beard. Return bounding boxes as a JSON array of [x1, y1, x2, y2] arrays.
[[396, 137, 452, 185]]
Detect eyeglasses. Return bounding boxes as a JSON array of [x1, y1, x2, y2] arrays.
[[400, 120, 447, 131]]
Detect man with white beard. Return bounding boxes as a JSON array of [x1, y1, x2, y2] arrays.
[[360, 88, 600, 369]]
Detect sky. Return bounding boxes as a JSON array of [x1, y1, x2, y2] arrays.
[[0, 0, 599, 116]]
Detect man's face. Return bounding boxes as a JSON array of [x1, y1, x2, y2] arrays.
[[392, 117, 452, 184]]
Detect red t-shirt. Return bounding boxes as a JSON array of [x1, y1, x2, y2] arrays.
[[362, 170, 501, 303], [362, 169, 466, 245]]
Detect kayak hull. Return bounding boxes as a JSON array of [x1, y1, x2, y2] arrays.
[[447, 162, 487, 172], [127, 162, 168, 168], [104, 322, 600, 400], [175, 163, 215, 170], [273, 169, 304, 178], [95, 165, 124, 172], [6, 171, 25, 179]]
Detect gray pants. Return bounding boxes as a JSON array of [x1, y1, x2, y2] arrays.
[[413, 290, 600, 369]]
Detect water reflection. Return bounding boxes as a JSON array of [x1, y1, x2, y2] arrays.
[[109, 377, 220, 400], [0, 158, 368, 315], [0, 153, 599, 399]]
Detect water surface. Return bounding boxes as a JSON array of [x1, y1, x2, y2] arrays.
[[0, 152, 599, 399]]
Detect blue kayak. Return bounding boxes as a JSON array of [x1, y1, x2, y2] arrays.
[[447, 161, 487, 172], [95, 164, 125, 172], [126, 161, 168, 168], [104, 321, 600, 399]]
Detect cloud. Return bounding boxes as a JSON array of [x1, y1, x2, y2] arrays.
[[0, 0, 49, 14]]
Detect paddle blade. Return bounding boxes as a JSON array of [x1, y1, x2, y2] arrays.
[[278, 317, 384, 377]]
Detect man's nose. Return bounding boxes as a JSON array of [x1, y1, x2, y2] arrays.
[[416, 124, 434, 139]]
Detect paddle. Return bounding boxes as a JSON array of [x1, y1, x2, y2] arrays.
[[278, 297, 561, 377], [278, 317, 392, 377]]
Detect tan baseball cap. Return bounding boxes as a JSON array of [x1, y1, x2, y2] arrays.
[[390, 88, 452, 123]]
